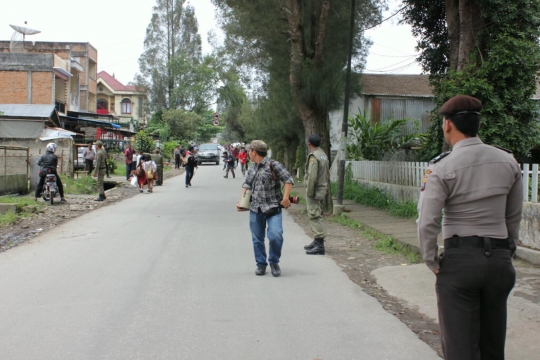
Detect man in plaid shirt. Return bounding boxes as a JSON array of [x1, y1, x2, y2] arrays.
[[237, 140, 294, 277]]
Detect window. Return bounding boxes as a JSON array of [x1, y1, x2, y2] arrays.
[[97, 99, 108, 111], [121, 98, 132, 114]]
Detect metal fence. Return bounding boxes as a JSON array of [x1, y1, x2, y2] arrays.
[[0, 145, 29, 195], [347, 160, 540, 203]]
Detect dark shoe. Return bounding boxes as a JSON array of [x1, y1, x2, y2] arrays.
[[255, 266, 267, 276], [185, 185, 188, 188], [270, 264, 281, 277], [60, 198, 67, 203], [106, 176, 111, 178], [140, 189, 143, 193], [304, 239, 318, 250], [223, 176, 228, 179], [94, 194, 105, 202], [306, 239, 325, 255]]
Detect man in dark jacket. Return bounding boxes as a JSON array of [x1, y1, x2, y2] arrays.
[[183, 145, 197, 188], [35, 142, 66, 202]]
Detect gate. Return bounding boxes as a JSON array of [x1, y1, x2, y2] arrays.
[[0, 145, 29, 195]]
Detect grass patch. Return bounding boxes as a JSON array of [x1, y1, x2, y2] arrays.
[[0, 196, 44, 227], [331, 181, 418, 219], [330, 214, 422, 263], [61, 176, 97, 195]]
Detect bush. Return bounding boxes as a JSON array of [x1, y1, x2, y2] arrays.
[[61, 176, 97, 195]]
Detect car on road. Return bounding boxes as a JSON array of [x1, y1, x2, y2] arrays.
[[196, 143, 220, 165]]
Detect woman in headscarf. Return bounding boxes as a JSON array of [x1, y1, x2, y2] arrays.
[[35, 142, 67, 202]]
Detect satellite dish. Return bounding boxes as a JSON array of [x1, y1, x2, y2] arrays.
[[9, 23, 41, 53]]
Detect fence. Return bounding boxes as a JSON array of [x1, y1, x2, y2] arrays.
[[347, 160, 540, 203], [0, 145, 29, 195]]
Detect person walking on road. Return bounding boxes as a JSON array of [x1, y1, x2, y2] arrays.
[[35, 142, 67, 203], [82, 142, 95, 175], [143, 155, 157, 193], [124, 144, 134, 180], [135, 155, 147, 193], [223, 151, 236, 179], [93, 141, 107, 202], [183, 145, 197, 188], [417, 95, 522, 360], [236, 140, 294, 277], [174, 146, 181, 169], [238, 148, 249, 176], [303, 134, 330, 255], [152, 148, 164, 186]]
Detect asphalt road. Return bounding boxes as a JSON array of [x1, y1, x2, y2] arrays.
[[0, 164, 440, 360]]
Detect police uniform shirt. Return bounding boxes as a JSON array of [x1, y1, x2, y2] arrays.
[[305, 148, 329, 200], [417, 137, 523, 271]]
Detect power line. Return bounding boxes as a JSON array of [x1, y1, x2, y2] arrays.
[[370, 52, 418, 58], [362, 5, 408, 31]]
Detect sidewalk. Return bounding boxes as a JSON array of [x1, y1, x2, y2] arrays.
[[337, 200, 540, 360]]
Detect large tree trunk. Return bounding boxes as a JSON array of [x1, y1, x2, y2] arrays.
[[445, 0, 460, 71]]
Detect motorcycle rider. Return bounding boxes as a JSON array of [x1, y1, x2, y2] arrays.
[[35, 142, 67, 202]]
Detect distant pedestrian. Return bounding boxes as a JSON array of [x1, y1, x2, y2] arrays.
[[135, 155, 147, 193], [231, 146, 239, 168], [103, 143, 111, 178], [143, 155, 157, 193], [124, 144, 134, 180], [236, 140, 294, 277], [417, 95, 522, 360], [174, 146, 181, 169], [93, 141, 107, 202], [82, 142, 95, 175], [152, 148, 164, 185], [238, 148, 248, 176], [303, 134, 330, 255], [183, 145, 197, 188], [223, 151, 235, 179]]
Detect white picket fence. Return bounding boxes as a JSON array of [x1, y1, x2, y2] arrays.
[[346, 161, 540, 203]]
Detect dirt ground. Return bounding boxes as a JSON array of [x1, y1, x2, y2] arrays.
[[0, 167, 185, 252]]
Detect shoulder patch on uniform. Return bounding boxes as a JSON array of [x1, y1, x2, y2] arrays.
[[320, 155, 328, 161], [492, 145, 512, 154], [420, 169, 432, 192], [430, 151, 451, 164]]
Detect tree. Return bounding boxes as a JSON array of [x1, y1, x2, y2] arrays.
[[138, 0, 202, 111], [211, 0, 383, 157], [162, 109, 205, 141], [402, 0, 540, 160]]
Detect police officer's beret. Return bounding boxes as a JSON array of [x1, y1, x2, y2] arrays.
[[308, 134, 322, 147], [438, 95, 482, 117]]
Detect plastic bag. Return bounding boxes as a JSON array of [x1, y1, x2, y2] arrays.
[[130, 176, 138, 187]]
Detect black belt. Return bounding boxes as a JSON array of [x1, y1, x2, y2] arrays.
[[444, 236, 515, 257]]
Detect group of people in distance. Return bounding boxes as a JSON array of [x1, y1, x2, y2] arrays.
[[222, 144, 249, 179], [124, 145, 164, 194]]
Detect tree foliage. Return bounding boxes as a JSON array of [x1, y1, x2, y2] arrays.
[[134, 130, 155, 153], [402, 0, 540, 161]]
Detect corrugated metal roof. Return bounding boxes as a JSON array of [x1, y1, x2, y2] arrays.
[[0, 104, 56, 118], [361, 74, 434, 98]]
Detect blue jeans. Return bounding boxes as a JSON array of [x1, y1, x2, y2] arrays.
[[249, 208, 283, 267], [185, 166, 194, 185], [126, 163, 132, 180]]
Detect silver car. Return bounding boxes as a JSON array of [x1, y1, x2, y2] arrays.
[[196, 143, 220, 165]]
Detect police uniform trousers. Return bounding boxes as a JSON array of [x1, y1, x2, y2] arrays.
[[96, 169, 106, 195], [156, 167, 163, 185], [306, 196, 324, 239], [436, 246, 515, 360]]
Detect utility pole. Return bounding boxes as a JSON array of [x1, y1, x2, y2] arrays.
[[336, 0, 356, 206]]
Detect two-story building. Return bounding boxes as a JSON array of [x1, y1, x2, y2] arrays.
[[96, 71, 147, 128]]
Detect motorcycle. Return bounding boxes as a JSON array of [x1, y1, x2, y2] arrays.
[[42, 174, 59, 205]]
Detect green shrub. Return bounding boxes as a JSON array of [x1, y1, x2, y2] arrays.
[[61, 176, 97, 195]]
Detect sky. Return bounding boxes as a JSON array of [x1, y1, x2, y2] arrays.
[[0, 0, 422, 85]]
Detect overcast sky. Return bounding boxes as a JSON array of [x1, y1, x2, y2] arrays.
[[0, 0, 422, 85]]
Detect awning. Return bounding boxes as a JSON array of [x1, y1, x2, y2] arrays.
[[40, 127, 80, 141], [61, 115, 120, 129]]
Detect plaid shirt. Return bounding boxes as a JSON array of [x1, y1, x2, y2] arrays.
[[242, 158, 294, 213]]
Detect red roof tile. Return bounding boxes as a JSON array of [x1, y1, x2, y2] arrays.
[[97, 71, 144, 92]]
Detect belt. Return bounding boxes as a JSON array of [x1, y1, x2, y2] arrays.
[[444, 236, 515, 257]]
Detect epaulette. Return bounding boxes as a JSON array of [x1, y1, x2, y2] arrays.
[[430, 151, 451, 164], [492, 145, 512, 154]]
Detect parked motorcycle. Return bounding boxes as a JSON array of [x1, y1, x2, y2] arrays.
[[41, 174, 59, 205]]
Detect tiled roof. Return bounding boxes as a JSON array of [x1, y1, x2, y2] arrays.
[[361, 74, 433, 98], [97, 71, 144, 92]]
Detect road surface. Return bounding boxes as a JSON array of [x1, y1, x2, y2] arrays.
[[0, 165, 440, 359]]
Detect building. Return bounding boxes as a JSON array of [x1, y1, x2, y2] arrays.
[[96, 71, 147, 127], [0, 41, 97, 113], [329, 74, 435, 150]]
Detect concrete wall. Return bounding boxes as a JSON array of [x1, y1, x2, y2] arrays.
[[0, 174, 27, 195], [354, 179, 540, 251]]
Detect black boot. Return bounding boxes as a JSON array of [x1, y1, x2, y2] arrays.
[[306, 239, 325, 255], [94, 193, 105, 202], [304, 239, 319, 250]]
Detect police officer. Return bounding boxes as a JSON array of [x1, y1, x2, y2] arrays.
[[417, 95, 522, 360], [152, 148, 164, 185], [303, 134, 330, 255], [93, 141, 107, 201]]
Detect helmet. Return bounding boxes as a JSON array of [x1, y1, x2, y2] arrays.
[[46, 143, 57, 153]]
